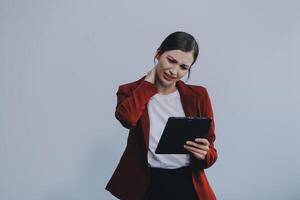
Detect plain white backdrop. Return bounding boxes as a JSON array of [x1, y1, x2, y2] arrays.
[[1, 0, 300, 199]]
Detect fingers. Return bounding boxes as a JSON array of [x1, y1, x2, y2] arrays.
[[183, 145, 207, 160], [185, 141, 209, 151], [183, 138, 210, 160], [195, 138, 210, 146], [146, 68, 155, 76], [145, 67, 156, 84], [184, 144, 207, 155]]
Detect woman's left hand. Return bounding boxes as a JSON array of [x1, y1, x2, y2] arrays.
[[183, 138, 210, 160]]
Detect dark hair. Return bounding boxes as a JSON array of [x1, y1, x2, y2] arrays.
[[154, 31, 199, 81]]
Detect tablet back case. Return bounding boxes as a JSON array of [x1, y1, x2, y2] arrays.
[[155, 117, 211, 154]]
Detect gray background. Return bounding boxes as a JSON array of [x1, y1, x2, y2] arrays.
[[1, 0, 299, 199]]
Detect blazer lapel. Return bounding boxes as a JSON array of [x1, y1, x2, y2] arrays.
[[176, 80, 198, 117]]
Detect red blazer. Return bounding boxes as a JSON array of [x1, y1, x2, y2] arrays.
[[106, 76, 218, 200]]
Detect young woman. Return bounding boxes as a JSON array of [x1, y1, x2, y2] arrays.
[[106, 31, 218, 200]]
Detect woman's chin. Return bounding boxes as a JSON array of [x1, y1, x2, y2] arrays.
[[161, 79, 175, 88], [156, 75, 176, 87]]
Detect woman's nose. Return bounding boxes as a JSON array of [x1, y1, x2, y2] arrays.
[[169, 65, 179, 77]]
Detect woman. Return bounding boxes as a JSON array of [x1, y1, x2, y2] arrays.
[[106, 31, 218, 200]]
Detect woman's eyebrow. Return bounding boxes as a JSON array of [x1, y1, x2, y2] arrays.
[[168, 56, 190, 67]]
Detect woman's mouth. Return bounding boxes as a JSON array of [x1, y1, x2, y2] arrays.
[[163, 73, 176, 81]]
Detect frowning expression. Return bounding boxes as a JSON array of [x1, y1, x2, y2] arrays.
[[155, 49, 194, 88]]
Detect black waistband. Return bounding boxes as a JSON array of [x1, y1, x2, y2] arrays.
[[149, 166, 190, 175]]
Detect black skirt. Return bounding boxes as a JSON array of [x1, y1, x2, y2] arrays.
[[144, 166, 198, 200]]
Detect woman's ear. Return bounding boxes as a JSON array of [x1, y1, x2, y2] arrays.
[[154, 50, 161, 60]]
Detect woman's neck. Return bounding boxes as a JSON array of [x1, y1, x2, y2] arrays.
[[154, 81, 177, 95]]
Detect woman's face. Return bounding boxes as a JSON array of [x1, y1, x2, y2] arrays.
[[155, 49, 194, 88]]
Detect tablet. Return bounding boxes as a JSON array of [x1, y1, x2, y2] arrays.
[[155, 117, 212, 154]]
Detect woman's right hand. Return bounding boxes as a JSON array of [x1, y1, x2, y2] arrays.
[[144, 67, 156, 84]]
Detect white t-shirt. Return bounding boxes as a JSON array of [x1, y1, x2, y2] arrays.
[[147, 89, 190, 169]]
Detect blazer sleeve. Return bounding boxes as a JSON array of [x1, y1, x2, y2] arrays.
[[194, 88, 218, 170], [115, 80, 158, 129]]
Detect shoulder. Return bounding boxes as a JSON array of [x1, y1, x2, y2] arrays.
[[178, 80, 209, 97], [119, 79, 141, 90], [118, 76, 145, 91], [187, 84, 208, 95], [117, 76, 158, 95]]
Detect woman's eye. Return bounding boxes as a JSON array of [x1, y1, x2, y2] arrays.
[[168, 58, 176, 63], [180, 66, 189, 70]]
